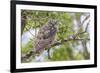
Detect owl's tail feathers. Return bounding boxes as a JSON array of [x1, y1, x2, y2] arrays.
[[21, 50, 36, 62]]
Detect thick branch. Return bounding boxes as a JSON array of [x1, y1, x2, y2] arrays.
[[21, 14, 90, 61]]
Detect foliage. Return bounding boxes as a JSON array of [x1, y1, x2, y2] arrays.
[[21, 10, 90, 63]]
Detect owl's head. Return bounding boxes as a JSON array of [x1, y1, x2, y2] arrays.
[[48, 19, 58, 27]]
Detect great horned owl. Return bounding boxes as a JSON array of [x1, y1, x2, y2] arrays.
[[34, 19, 58, 55]]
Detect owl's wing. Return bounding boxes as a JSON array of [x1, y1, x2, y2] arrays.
[[35, 25, 57, 53], [35, 36, 55, 54], [35, 24, 57, 54]]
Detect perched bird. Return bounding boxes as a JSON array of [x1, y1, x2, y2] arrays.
[[34, 19, 58, 55], [21, 19, 58, 62]]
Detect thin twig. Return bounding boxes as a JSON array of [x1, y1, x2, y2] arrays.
[[85, 20, 90, 32], [22, 15, 90, 61], [25, 27, 35, 37], [81, 15, 90, 26]]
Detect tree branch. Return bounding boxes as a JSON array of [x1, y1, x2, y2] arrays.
[[81, 15, 90, 26], [52, 38, 90, 47], [21, 14, 90, 61], [25, 27, 35, 37], [85, 20, 90, 32]]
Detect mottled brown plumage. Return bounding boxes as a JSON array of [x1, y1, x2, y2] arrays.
[[34, 19, 58, 55]]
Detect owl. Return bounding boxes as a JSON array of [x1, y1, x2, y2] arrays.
[[34, 19, 58, 55]]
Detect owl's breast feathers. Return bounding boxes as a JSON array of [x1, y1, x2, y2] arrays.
[[35, 23, 57, 54]]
